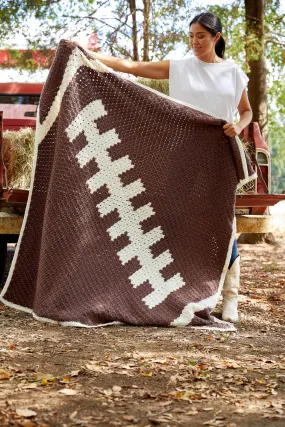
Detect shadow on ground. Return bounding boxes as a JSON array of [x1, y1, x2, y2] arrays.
[[0, 238, 284, 426]]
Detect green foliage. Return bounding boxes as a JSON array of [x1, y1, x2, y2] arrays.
[[268, 78, 285, 193], [269, 123, 285, 193], [0, 49, 54, 71], [265, 0, 285, 71], [200, 0, 285, 193], [201, 1, 247, 66], [99, 1, 191, 60], [0, 1, 61, 40], [0, 0, 97, 49], [0, 0, 284, 190], [0, 1, 192, 60], [148, 0, 191, 60]]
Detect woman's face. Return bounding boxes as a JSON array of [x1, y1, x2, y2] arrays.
[[189, 22, 220, 58]]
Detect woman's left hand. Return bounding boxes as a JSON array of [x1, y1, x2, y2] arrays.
[[223, 123, 242, 137]]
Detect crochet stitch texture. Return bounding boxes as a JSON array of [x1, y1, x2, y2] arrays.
[[0, 41, 255, 330]]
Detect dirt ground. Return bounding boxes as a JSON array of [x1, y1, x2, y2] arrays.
[[0, 236, 285, 427]]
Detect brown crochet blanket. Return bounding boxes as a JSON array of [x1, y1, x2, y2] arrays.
[[1, 41, 256, 330]]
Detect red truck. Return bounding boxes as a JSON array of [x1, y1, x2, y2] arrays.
[[0, 82, 284, 283]]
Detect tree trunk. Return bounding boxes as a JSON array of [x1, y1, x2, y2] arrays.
[[245, 0, 268, 141], [142, 0, 150, 61], [240, 1, 272, 245], [127, 0, 139, 61]]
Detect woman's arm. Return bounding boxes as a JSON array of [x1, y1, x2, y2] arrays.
[[88, 51, 170, 79], [223, 89, 253, 137]]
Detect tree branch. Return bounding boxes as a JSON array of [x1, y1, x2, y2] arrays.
[[265, 30, 285, 39], [265, 32, 285, 46], [105, 13, 133, 45], [100, 15, 132, 31], [62, 14, 131, 40], [270, 13, 285, 29], [265, 38, 285, 46], [71, 0, 110, 27]]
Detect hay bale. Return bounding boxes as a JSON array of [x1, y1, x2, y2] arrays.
[[137, 78, 169, 96], [2, 128, 35, 189], [236, 138, 256, 194]]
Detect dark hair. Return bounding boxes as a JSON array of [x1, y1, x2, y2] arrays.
[[189, 12, 226, 59]]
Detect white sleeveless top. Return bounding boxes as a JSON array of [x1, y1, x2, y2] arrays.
[[169, 56, 249, 123]]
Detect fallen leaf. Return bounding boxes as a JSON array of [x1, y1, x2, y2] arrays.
[[159, 401, 173, 407], [198, 365, 208, 371], [16, 408, 37, 418], [141, 371, 152, 377], [17, 421, 36, 427], [188, 410, 198, 415], [70, 411, 78, 420], [255, 393, 270, 399], [168, 374, 179, 385], [168, 391, 185, 399], [234, 409, 245, 414], [22, 383, 38, 389], [58, 388, 78, 395], [30, 373, 57, 383], [267, 296, 282, 301], [149, 414, 172, 423], [153, 359, 169, 365], [172, 408, 186, 413], [203, 420, 224, 426], [85, 363, 101, 372], [0, 369, 12, 380], [123, 415, 136, 421]]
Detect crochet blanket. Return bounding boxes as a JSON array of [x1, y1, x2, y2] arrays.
[[0, 41, 256, 330]]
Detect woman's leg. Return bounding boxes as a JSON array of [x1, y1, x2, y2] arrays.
[[229, 238, 239, 269], [222, 238, 240, 323]]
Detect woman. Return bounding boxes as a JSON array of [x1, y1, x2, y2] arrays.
[[88, 12, 253, 323]]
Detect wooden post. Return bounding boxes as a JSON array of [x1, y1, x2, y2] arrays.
[[0, 111, 3, 191]]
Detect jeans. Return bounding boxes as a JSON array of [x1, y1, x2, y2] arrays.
[[229, 238, 238, 269]]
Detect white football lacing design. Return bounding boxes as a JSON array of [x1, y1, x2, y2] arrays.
[[65, 99, 185, 309]]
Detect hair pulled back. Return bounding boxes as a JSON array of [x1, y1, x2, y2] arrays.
[[189, 12, 225, 58]]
